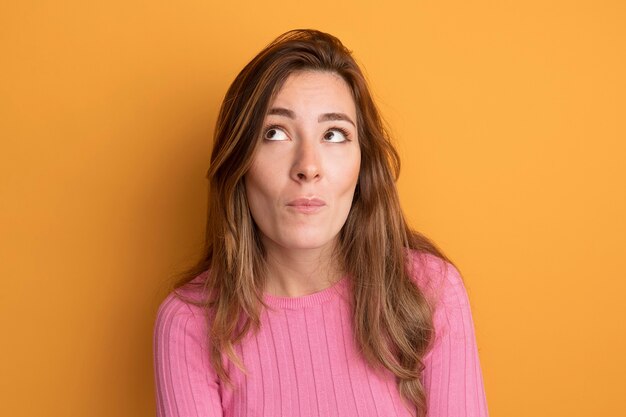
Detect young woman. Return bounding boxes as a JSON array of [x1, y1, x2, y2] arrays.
[[153, 29, 489, 417]]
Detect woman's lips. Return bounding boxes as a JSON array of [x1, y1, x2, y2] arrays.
[[286, 198, 326, 213]]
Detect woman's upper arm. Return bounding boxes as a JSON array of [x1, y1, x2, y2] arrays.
[[420, 259, 489, 417], [153, 293, 223, 417]]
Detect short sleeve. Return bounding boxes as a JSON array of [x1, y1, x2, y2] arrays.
[[415, 253, 489, 417], [153, 291, 223, 417]]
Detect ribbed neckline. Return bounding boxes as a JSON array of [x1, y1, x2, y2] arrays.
[[262, 275, 349, 309]]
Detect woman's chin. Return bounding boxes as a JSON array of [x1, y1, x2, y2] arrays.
[[272, 233, 338, 252]]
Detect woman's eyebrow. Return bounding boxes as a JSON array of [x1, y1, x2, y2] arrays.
[[318, 112, 355, 127], [267, 107, 295, 118], [267, 107, 355, 127]]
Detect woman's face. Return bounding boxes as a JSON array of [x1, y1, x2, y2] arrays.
[[244, 70, 361, 254]]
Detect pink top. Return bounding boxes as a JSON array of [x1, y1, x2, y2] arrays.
[[153, 251, 489, 416]]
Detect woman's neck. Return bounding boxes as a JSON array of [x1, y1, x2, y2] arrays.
[[262, 239, 343, 297]]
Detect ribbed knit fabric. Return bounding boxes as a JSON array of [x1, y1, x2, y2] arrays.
[[153, 251, 489, 417]]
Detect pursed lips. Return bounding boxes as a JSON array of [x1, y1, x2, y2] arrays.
[[286, 198, 326, 213]]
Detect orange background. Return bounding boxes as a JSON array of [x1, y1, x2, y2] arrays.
[[1, 1, 625, 416]]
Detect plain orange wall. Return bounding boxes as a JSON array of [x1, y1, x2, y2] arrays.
[[1, 1, 624, 416]]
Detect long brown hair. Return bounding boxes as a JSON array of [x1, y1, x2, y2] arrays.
[[172, 29, 454, 416]]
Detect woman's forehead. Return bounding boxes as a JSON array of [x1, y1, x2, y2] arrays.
[[266, 70, 357, 118]]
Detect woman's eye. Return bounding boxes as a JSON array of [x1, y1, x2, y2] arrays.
[[263, 127, 289, 141], [323, 129, 348, 143]]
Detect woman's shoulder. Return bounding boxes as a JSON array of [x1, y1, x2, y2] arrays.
[[406, 249, 465, 307], [155, 270, 212, 325], [407, 249, 478, 350], [179, 269, 212, 300], [153, 271, 214, 362]]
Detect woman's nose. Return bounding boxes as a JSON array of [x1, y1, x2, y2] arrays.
[[290, 139, 321, 182]]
